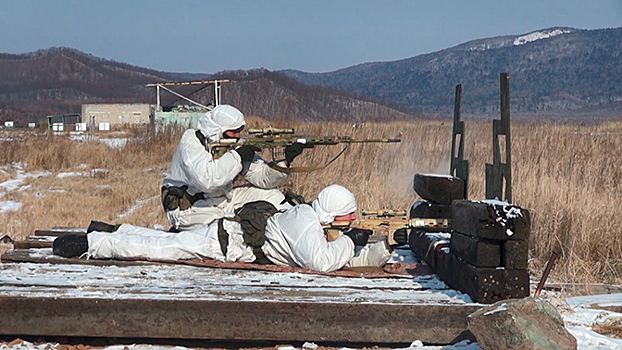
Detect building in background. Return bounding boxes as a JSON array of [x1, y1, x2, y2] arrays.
[[81, 104, 153, 127]]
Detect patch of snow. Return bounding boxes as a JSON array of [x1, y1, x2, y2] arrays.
[[302, 342, 319, 350], [118, 195, 159, 218], [48, 187, 67, 193], [388, 248, 419, 264], [0, 200, 23, 214], [483, 303, 507, 316], [56, 172, 88, 178], [99, 138, 128, 148], [513, 29, 571, 46], [419, 173, 456, 179], [0, 169, 52, 192]]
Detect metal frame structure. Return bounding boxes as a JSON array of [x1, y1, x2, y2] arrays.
[[46, 113, 81, 131], [146, 79, 230, 112]]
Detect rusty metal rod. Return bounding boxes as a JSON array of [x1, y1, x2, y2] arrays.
[[534, 251, 559, 297]]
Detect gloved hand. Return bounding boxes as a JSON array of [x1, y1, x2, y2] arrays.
[[234, 145, 261, 163], [344, 228, 372, 246], [285, 143, 305, 163], [393, 228, 408, 246]]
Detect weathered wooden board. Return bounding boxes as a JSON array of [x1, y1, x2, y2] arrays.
[[502, 239, 529, 269], [34, 228, 87, 237], [413, 173, 465, 205], [0, 296, 479, 344], [450, 232, 501, 268], [410, 201, 452, 219], [0, 258, 478, 344], [436, 251, 504, 304], [451, 200, 530, 240], [408, 229, 450, 271]]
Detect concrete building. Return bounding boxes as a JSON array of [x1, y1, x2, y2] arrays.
[[81, 104, 153, 126]]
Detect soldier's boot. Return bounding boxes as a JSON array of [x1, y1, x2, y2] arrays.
[[53, 234, 89, 258], [87, 220, 120, 233]]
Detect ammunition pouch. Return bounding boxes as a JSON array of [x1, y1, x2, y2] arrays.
[[224, 200, 279, 264], [161, 185, 205, 212]]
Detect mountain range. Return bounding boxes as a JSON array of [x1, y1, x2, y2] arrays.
[[0, 48, 415, 125], [1, 26, 620, 125], [281, 27, 622, 119]]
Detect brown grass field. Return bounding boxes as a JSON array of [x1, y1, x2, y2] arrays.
[[0, 118, 621, 286]]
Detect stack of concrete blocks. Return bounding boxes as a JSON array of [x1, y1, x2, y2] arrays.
[[437, 200, 531, 303], [408, 173, 465, 271]]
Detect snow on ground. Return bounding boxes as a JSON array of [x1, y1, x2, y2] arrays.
[[513, 29, 571, 46], [117, 195, 160, 218], [0, 200, 22, 214], [70, 135, 128, 148], [0, 163, 52, 214], [561, 293, 622, 349], [56, 172, 88, 178], [0, 340, 483, 350]]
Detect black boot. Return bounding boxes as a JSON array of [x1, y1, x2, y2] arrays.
[[53, 234, 89, 258], [87, 220, 119, 233]]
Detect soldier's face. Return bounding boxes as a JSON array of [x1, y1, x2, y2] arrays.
[[223, 126, 244, 139], [334, 212, 356, 224]]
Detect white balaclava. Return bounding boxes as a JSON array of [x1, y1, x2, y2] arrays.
[[311, 185, 357, 225], [197, 105, 245, 143]]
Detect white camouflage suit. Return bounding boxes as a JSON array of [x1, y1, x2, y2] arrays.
[[163, 105, 289, 231], [87, 185, 391, 273], [263, 184, 392, 272]]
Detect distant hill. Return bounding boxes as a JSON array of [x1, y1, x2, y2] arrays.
[[281, 27, 622, 118], [0, 48, 417, 125]]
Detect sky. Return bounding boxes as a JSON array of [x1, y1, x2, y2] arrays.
[[1, 0, 621, 74]]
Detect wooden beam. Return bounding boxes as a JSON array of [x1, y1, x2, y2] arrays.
[[0, 296, 479, 344]]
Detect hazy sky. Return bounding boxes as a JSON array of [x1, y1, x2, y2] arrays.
[[1, 1, 621, 74]]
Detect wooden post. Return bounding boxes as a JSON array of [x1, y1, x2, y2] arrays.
[[450, 84, 469, 199], [486, 73, 512, 202]]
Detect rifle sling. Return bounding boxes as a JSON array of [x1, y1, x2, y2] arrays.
[[268, 144, 349, 173]]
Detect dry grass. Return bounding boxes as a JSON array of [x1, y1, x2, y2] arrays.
[[593, 318, 622, 339], [1, 118, 622, 285]]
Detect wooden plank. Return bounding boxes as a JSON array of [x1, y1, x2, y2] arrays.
[[0, 296, 480, 344], [34, 228, 87, 237], [14, 241, 53, 249]]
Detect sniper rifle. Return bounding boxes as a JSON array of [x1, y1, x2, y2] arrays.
[[329, 209, 450, 246], [209, 127, 401, 172]]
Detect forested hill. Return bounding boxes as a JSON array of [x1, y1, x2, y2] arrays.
[[281, 27, 622, 118], [0, 48, 417, 125]]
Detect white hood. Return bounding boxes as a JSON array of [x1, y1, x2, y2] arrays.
[[312, 185, 357, 225], [197, 105, 245, 142]]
